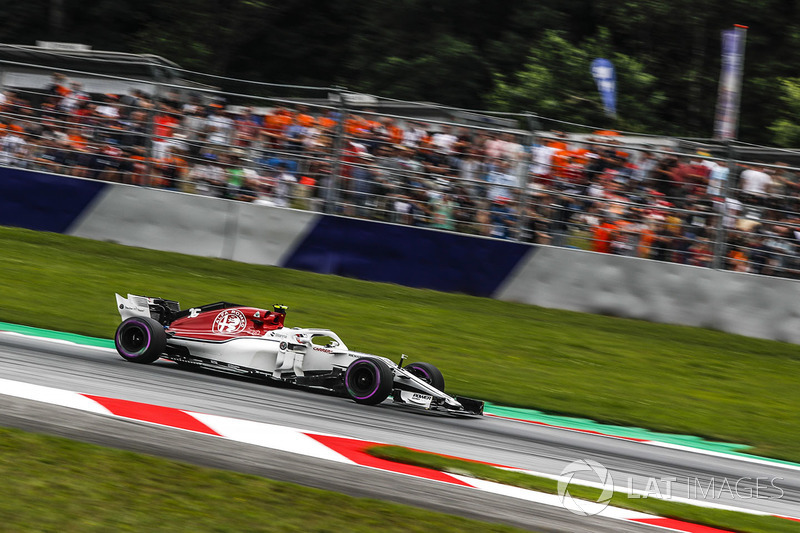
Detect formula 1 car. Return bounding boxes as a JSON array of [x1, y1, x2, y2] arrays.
[[113, 294, 483, 415]]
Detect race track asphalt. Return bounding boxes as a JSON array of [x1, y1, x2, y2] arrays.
[[1, 333, 799, 531]]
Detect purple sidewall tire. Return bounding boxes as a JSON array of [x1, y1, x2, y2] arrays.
[[116, 319, 151, 358], [405, 362, 445, 392], [345, 360, 380, 399], [344, 358, 393, 405], [114, 317, 166, 364]]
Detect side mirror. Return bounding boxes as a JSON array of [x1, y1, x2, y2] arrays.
[[398, 353, 408, 368]]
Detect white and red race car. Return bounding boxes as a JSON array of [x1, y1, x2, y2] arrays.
[[114, 294, 483, 415]]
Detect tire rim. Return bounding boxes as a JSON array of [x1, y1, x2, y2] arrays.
[[118, 322, 150, 357], [347, 362, 379, 399]]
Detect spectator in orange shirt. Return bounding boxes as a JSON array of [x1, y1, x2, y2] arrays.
[[316, 109, 338, 131], [263, 106, 293, 148], [591, 214, 618, 253], [155, 145, 189, 190], [45, 73, 71, 103], [121, 146, 150, 186], [727, 244, 750, 272], [345, 114, 371, 138], [152, 105, 180, 159], [66, 127, 88, 153], [294, 105, 316, 129]]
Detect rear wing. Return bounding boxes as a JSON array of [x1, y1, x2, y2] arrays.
[[115, 293, 181, 325]]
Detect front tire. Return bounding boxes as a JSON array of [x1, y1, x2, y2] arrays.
[[344, 358, 393, 405], [405, 362, 445, 392], [115, 317, 167, 364]]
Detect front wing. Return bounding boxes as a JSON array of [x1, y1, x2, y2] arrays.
[[389, 366, 484, 415]]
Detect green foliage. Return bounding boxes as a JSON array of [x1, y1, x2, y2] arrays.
[[488, 29, 666, 132], [361, 35, 489, 107], [769, 78, 800, 147], [130, 0, 271, 74], [3, 0, 800, 142], [490, 31, 599, 118]]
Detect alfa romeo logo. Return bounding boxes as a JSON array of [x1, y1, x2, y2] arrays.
[[213, 309, 247, 334], [557, 459, 615, 516]]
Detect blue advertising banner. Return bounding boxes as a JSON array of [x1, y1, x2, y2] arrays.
[[591, 58, 617, 117], [714, 25, 748, 140]]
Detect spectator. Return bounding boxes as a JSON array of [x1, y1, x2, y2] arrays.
[[430, 191, 457, 230], [221, 150, 247, 199], [191, 154, 226, 198], [632, 150, 657, 186], [707, 159, 730, 197], [273, 161, 297, 208], [590, 212, 618, 253], [739, 165, 772, 203], [118, 110, 148, 151], [651, 154, 678, 197], [489, 196, 516, 239], [206, 105, 235, 149], [46, 73, 70, 98], [3, 73, 800, 280], [58, 81, 89, 113], [432, 126, 458, 155], [727, 243, 750, 272], [94, 94, 120, 121], [156, 144, 188, 190], [93, 143, 124, 182], [687, 237, 714, 267], [234, 107, 263, 149], [486, 159, 517, 201], [349, 152, 379, 217], [262, 106, 293, 149], [151, 104, 180, 160], [182, 106, 208, 146], [0, 124, 28, 167]]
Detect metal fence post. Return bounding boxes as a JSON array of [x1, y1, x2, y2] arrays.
[[712, 140, 735, 269], [143, 69, 164, 188], [324, 86, 348, 214], [515, 112, 536, 242]]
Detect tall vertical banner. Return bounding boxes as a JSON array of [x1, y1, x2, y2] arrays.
[[714, 25, 748, 140], [591, 58, 617, 118]]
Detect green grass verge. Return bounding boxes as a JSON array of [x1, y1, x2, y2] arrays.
[[2, 226, 800, 461], [0, 426, 526, 532], [368, 445, 800, 533]]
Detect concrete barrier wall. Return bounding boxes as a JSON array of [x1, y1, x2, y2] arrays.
[[2, 169, 798, 343], [495, 247, 800, 344], [68, 184, 320, 265]]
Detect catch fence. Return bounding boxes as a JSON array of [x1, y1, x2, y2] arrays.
[[0, 48, 798, 279]]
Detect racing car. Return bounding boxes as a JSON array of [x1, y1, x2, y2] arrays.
[[113, 293, 483, 415]]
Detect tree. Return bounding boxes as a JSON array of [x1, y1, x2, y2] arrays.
[[488, 30, 665, 133], [351, 35, 489, 108], [0, 0, 798, 143], [131, 0, 272, 75], [768, 78, 800, 147]]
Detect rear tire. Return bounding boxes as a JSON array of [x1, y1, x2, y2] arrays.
[[115, 317, 167, 364], [344, 358, 393, 405], [405, 362, 445, 392]]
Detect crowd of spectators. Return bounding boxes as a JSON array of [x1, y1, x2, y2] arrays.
[[2, 72, 800, 278]]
